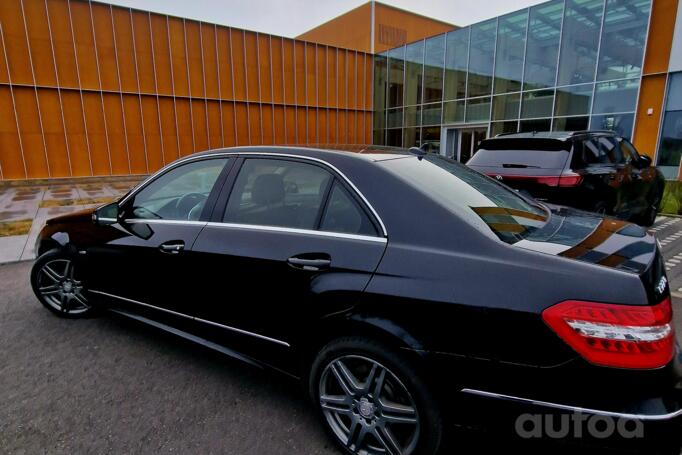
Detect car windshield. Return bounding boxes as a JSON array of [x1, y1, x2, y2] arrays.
[[380, 154, 550, 244]]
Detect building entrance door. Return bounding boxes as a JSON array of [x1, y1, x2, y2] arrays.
[[457, 127, 488, 163], [443, 126, 488, 162]]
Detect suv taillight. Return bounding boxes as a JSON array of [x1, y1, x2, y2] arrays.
[[542, 298, 675, 369], [557, 172, 583, 187]]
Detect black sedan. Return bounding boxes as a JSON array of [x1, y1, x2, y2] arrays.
[[31, 146, 681, 454], [466, 131, 666, 226]]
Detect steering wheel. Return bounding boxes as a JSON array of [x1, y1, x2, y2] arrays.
[[176, 193, 207, 220]]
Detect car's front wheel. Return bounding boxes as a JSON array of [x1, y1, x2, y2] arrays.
[[31, 249, 94, 318], [310, 337, 442, 455]]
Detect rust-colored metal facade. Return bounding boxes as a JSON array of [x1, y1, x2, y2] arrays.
[[0, 0, 374, 180]]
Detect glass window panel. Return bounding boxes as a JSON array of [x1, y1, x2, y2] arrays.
[[421, 103, 442, 126], [590, 113, 634, 138], [554, 84, 593, 116], [373, 129, 385, 146], [421, 126, 441, 152], [523, 0, 564, 90], [552, 116, 590, 131], [592, 78, 638, 114], [387, 107, 403, 128], [492, 121, 519, 136], [404, 105, 421, 127], [597, 0, 651, 81], [403, 126, 421, 148], [404, 41, 424, 106], [656, 110, 682, 167], [320, 181, 378, 237], [521, 89, 555, 118], [520, 118, 552, 132], [444, 28, 470, 100], [127, 159, 227, 220], [424, 35, 445, 103], [387, 46, 405, 108], [466, 97, 491, 122], [467, 19, 497, 98], [224, 159, 331, 229], [443, 100, 465, 123], [494, 10, 528, 94], [373, 55, 387, 129], [665, 73, 682, 112], [492, 93, 520, 121], [557, 0, 604, 86], [386, 128, 403, 147]]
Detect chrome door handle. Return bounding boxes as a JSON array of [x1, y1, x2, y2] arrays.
[[159, 241, 184, 254], [287, 255, 331, 271]]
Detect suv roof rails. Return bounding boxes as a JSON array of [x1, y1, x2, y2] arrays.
[[567, 130, 616, 136]]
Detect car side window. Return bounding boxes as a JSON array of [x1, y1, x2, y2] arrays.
[[224, 158, 332, 230], [123, 158, 228, 221], [600, 137, 624, 164], [620, 139, 639, 164], [320, 180, 378, 236], [581, 137, 623, 165]]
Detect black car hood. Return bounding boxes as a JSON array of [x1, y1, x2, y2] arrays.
[[512, 205, 657, 275], [45, 207, 96, 225]]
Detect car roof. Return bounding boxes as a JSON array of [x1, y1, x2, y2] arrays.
[[190, 145, 413, 163], [492, 130, 617, 141]]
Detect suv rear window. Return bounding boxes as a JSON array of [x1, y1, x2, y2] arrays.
[[468, 138, 571, 169]]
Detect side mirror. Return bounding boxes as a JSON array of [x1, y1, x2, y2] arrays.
[[638, 154, 652, 168], [92, 202, 119, 225]]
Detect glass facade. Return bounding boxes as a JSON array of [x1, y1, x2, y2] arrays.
[[373, 0, 652, 155], [657, 73, 682, 179]]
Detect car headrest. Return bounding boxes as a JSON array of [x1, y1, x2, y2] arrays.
[[252, 173, 285, 205]]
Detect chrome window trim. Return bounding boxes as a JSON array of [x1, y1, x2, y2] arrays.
[[461, 388, 682, 421], [125, 218, 207, 226], [90, 289, 290, 347], [205, 222, 387, 244], [118, 150, 388, 238]]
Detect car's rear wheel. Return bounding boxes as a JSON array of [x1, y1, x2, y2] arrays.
[[31, 249, 93, 318], [310, 337, 442, 455]]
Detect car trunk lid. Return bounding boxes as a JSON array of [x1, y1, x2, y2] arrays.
[[509, 206, 667, 303]]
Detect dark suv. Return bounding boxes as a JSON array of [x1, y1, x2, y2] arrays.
[[466, 131, 665, 226]]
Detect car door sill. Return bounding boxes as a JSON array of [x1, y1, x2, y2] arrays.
[[107, 308, 300, 380], [89, 289, 290, 347]]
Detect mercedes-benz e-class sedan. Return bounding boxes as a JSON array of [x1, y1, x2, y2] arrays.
[[32, 147, 681, 454]]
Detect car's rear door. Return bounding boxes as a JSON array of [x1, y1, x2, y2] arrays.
[[86, 157, 232, 318], [188, 155, 387, 366]]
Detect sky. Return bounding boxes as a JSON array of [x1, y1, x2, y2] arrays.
[[100, 0, 546, 37]]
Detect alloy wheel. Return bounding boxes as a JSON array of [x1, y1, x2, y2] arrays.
[[36, 259, 90, 315], [319, 355, 420, 455]]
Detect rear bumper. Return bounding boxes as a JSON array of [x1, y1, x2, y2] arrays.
[[460, 388, 682, 422]]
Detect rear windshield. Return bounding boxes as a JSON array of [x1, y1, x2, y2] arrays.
[[380, 155, 550, 244], [468, 138, 571, 169]]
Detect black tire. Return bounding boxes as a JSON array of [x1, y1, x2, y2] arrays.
[[309, 336, 443, 455], [640, 190, 661, 227], [30, 249, 95, 318]]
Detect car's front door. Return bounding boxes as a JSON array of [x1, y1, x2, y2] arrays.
[[189, 156, 387, 367], [619, 138, 652, 214], [86, 157, 232, 318]]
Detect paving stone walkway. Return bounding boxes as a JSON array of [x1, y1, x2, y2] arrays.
[[0, 178, 143, 263]]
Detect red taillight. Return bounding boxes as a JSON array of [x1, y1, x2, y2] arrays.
[[486, 173, 583, 187], [558, 172, 583, 187], [542, 298, 675, 369]]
